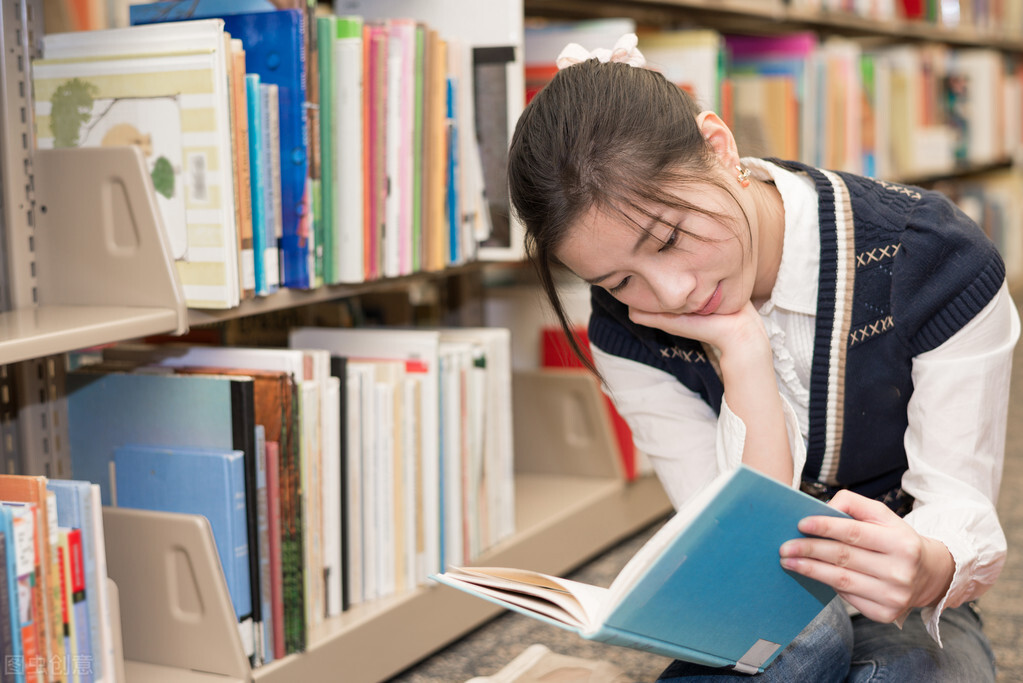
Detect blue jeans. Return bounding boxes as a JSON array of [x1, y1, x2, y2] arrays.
[[656, 598, 995, 682]]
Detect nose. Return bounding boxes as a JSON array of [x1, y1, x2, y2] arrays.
[[647, 267, 695, 313]]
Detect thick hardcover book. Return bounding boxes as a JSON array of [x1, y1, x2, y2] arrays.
[[132, 7, 312, 289], [114, 444, 251, 622], [433, 466, 845, 674], [37, 19, 241, 310]]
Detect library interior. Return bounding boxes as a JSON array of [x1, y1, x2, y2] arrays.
[[1, 0, 1023, 681]]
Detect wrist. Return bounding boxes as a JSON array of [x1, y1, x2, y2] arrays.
[[918, 537, 955, 609]]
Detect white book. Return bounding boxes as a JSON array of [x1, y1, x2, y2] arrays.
[[334, 23, 365, 283], [347, 361, 380, 602], [289, 327, 442, 580], [344, 363, 371, 605], [323, 376, 344, 618], [38, 19, 240, 309]]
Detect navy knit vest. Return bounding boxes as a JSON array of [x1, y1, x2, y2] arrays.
[[588, 160, 1005, 504]]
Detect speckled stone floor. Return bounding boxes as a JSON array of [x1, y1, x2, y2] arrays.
[[391, 301, 1023, 683]]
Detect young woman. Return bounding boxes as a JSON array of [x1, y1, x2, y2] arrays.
[[507, 35, 1019, 681]]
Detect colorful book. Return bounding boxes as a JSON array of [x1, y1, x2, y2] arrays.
[[2, 503, 41, 683], [317, 15, 337, 285], [0, 478, 63, 683], [245, 73, 273, 297], [0, 508, 25, 683], [57, 528, 91, 683], [114, 444, 250, 622], [36, 19, 241, 309], [45, 480, 103, 682], [131, 7, 313, 290], [433, 466, 845, 674]]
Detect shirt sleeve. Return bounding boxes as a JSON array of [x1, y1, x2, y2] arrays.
[[903, 281, 1020, 643], [591, 345, 808, 510]]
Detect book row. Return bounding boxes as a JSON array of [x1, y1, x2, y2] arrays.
[[0, 475, 116, 683], [525, 21, 1023, 181], [59, 326, 514, 668], [790, 0, 1023, 38], [31, 2, 506, 310]]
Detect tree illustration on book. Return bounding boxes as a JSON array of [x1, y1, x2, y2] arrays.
[[50, 83, 188, 259]]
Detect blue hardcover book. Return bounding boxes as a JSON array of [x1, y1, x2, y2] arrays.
[[131, 5, 311, 289], [433, 466, 847, 674], [114, 444, 251, 621], [45, 480, 103, 681], [66, 368, 262, 660], [0, 507, 24, 683]]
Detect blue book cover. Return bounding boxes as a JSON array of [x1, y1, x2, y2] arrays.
[[131, 5, 311, 289], [113, 444, 252, 621], [433, 466, 847, 674], [45, 480, 103, 682], [0, 507, 24, 683], [66, 368, 263, 652], [245, 72, 271, 296]]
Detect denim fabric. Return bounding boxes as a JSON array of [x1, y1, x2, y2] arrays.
[[655, 600, 994, 682]]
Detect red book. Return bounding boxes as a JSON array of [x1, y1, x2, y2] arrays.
[[541, 327, 638, 481]]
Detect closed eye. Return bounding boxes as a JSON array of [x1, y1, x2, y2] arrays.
[[658, 226, 679, 253], [609, 276, 630, 295]]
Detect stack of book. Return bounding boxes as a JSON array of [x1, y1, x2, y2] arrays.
[[62, 326, 514, 668], [0, 474, 116, 683], [31, 1, 510, 310]]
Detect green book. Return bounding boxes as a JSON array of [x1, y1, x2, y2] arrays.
[[317, 15, 338, 284]]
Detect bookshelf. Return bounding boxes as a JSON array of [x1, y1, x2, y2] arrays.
[[0, 0, 1019, 681]]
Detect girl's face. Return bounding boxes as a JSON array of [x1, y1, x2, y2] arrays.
[[555, 179, 759, 318]]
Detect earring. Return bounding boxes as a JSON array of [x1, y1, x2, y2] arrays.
[[736, 165, 752, 188]]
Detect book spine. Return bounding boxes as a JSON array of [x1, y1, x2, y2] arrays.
[[254, 427, 273, 665], [317, 16, 337, 285], [55, 539, 70, 683], [0, 528, 17, 683], [65, 530, 91, 683], [231, 42, 255, 300], [264, 441, 285, 659], [44, 492, 66, 682], [262, 83, 284, 292], [246, 74, 269, 297], [8, 506, 41, 683], [335, 17, 365, 284], [280, 382, 306, 654], [229, 381, 260, 666]]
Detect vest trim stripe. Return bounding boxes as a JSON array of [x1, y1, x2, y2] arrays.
[[821, 169, 855, 485]]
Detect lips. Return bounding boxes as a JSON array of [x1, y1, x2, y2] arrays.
[[694, 283, 722, 315]]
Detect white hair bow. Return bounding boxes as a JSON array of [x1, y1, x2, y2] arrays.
[[555, 33, 646, 70]]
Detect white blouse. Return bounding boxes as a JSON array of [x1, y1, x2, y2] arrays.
[[591, 158, 1021, 643]]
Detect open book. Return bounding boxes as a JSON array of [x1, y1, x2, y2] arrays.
[[432, 466, 847, 674]]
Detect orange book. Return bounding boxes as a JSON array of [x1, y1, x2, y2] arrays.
[[229, 38, 255, 300], [0, 477, 64, 682]]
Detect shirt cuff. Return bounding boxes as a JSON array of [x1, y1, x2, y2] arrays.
[[716, 394, 807, 489]]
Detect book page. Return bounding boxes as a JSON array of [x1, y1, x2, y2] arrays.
[[444, 566, 608, 628]]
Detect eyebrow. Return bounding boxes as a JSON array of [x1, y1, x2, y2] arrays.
[[582, 214, 661, 285]]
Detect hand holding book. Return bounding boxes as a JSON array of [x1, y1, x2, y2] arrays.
[[433, 466, 848, 674]]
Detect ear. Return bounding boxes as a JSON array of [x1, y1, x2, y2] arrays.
[[696, 111, 742, 170]]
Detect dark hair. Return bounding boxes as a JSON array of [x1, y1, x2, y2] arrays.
[[508, 59, 734, 374]]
